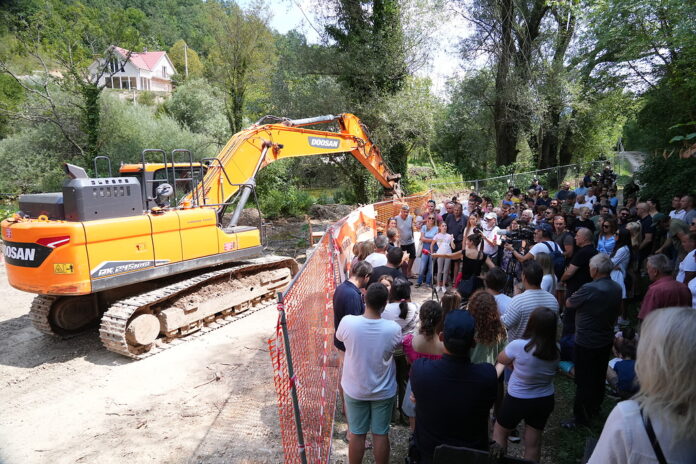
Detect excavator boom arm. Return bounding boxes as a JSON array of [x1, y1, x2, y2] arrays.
[[182, 113, 401, 208]]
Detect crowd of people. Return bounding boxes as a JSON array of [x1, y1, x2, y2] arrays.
[[333, 164, 695, 463]]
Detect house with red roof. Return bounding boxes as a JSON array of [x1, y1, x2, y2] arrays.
[[91, 46, 177, 93]]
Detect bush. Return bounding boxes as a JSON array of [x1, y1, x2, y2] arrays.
[[259, 186, 315, 219], [635, 155, 696, 208]]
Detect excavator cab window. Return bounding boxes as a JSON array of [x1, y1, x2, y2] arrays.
[[152, 167, 205, 204]]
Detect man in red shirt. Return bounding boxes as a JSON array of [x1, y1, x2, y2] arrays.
[[638, 254, 691, 321]]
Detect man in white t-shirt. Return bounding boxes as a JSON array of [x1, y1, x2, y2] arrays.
[[481, 212, 500, 258], [676, 232, 696, 284], [573, 194, 593, 215], [365, 235, 389, 268], [668, 194, 686, 221], [502, 261, 559, 342], [336, 283, 401, 464]]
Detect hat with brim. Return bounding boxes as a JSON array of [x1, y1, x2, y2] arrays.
[[443, 310, 475, 356]]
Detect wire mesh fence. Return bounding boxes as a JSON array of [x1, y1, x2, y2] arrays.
[[428, 159, 615, 204]]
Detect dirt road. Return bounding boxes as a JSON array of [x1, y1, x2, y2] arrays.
[[0, 263, 284, 464]]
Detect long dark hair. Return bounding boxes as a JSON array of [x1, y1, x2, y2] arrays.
[[522, 307, 559, 361], [390, 277, 411, 319], [611, 228, 632, 257], [467, 233, 484, 253]]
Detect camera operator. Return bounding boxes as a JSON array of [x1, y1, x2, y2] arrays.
[[505, 223, 561, 263]]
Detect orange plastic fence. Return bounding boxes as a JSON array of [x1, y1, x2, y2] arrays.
[[269, 192, 431, 463], [269, 230, 339, 463]]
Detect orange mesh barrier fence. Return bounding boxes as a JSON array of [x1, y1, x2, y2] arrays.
[[374, 190, 433, 233], [269, 230, 339, 463], [269, 193, 429, 463]]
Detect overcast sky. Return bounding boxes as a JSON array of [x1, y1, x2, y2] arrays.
[[237, 0, 469, 97]]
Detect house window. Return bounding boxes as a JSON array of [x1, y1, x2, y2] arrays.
[[108, 58, 121, 74], [162, 66, 167, 78], [105, 77, 112, 88]]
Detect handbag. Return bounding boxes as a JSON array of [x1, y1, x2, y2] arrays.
[[640, 408, 668, 464]]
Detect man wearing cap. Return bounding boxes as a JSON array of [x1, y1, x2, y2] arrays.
[[410, 310, 498, 463], [481, 212, 500, 259], [505, 223, 562, 263], [396, 204, 417, 278]]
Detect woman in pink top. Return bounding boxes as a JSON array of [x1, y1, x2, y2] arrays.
[[402, 300, 445, 430]]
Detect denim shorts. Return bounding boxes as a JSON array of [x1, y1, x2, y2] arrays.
[[343, 393, 396, 435]]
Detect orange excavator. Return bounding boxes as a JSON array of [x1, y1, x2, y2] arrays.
[[1, 114, 401, 359]]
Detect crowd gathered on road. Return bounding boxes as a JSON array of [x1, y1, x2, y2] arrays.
[[333, 163, 696, 464]]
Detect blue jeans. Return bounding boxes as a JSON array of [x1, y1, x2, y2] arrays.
[[417, 252, 433, 285]]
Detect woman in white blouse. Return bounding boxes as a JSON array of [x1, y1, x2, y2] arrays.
[[589, 307, 696, 463]]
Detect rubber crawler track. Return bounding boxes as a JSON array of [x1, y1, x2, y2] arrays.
[[98, 256, 294, 360], [29, 295, 60, 337]]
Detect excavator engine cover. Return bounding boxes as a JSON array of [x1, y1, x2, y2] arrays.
[[63, 177, 143, 221]]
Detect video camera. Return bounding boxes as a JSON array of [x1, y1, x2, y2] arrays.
[[499, 226, 535, 251]]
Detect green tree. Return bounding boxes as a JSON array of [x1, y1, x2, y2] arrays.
[[204, 1, 276, 134], [163, 78, 229, 145], [168, 39, 203, 81], [0, 0, 144, 164]]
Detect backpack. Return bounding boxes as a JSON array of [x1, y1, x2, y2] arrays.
[[543, 241, 566, 279]]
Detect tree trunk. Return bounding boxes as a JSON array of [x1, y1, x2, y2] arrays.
[[493, 0, 518, 166], [81, 84, 102, 166]]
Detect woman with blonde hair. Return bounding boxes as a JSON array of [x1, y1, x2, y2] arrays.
[[535, 252, 557, 294], [589, 307, 696, 463]]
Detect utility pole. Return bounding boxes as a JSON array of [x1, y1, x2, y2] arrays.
[[184, 42, 189, 79]]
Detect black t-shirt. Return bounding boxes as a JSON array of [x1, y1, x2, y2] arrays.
[[411, 355, 497, 463], [566, 244, 597, 296], [639, 215, 654, 238], [535, 197, 552, 207], [368, 265, 404, 286], [571, 218, 595, 234]]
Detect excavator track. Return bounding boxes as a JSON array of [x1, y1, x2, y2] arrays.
[[29, 295, 60, 337], [99, 256, 296, 360]]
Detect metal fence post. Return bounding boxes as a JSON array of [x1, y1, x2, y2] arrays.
[[277, 292, 308, 464]]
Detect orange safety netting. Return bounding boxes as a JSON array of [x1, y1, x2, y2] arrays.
[[269, 230, 339, 463], [269, 193, 431, 463]]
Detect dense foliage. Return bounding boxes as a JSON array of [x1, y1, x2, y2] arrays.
[[0, 0, 693, 217]]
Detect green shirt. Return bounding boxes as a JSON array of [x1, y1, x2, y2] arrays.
[[469, 337, 508, 365]]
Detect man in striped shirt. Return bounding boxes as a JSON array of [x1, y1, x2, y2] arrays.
[[502, 261, 559, 342]]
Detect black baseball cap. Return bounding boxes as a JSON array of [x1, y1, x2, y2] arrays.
[[443, 310, 476, 356]]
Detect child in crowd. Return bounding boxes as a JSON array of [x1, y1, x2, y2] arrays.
[[440, 290, 461, 315], [401, 300, 445, 431], [607, 328, 639, 399], [433, 221, 454, 292]]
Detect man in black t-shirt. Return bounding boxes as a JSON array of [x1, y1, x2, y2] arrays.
[[561, 228, 598, 298], [368, 246, 406, 285], [636, 202, 655, 267]]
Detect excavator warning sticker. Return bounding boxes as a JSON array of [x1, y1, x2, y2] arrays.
[[308, 137, 340, 149], [54, 263, 74, 274], [224, 241, 237, 251]]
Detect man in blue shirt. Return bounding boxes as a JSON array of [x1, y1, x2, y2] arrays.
[[410, 310, 498, 463], [333, 260, 372, 352]]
